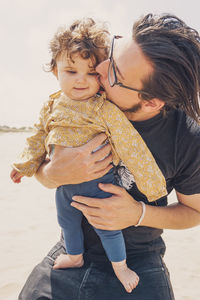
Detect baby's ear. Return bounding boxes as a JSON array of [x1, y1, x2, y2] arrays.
[[53, 66, 58, 78]]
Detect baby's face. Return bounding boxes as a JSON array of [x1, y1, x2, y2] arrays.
[[54, 52, 100, 101]]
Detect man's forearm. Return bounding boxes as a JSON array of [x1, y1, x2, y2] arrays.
[[141, 202, 200, 229], [35, 160, 57, 189]]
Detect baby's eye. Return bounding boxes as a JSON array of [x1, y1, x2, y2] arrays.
[[88, 72, 98, 76], [66, 70, 76, 74]]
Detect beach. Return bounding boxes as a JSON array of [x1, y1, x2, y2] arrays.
[[0, 131, 200, 300]]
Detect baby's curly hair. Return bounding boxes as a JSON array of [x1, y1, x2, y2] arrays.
[[48, 18, 110, 72]]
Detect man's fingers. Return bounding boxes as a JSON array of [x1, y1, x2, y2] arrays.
[[71, 202, 113, 229], [93, 164, 113, 178], [84, 161, 113, 182], [86, 214, 115, 230], [71, 185, 124, 208], [86, 216, 112, 229], [71, 201, 102, 214], [91, 143, 112, 162], [82, 133, 107, 153], [72, 196, 104, 208], [94, 152, 112, 168], [98, 183, 125, 195]]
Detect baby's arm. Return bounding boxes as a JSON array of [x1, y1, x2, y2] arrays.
[[12, 102, 49, 177], [10, 168, 24, 183], [102, 101, 167, 202]]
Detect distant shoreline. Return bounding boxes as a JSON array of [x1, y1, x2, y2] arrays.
[[0, 126, 33, 133]]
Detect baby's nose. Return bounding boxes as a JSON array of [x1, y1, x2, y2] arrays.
[[76, 74, 86, 83]]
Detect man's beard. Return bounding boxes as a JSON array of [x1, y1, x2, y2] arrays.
[[120, 102, 142, 113], [98, 75, 142, 113]]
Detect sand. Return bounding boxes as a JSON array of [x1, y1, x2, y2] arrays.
[[0, 132, 200, 300]]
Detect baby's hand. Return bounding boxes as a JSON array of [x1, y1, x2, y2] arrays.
[[10, 169, 24, 183]]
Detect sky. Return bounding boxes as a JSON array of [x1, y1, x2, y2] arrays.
[[0, 0, 199, 126]]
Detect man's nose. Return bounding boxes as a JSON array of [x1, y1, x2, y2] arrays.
[[96, 59, 109, 77]]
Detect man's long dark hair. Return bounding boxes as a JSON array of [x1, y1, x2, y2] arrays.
[[133, 13, 200, 122]]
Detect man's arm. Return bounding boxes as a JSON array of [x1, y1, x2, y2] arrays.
[[35, 133, 113, 188], [139, 191, 200, 229], [71, 184, 200, 230]]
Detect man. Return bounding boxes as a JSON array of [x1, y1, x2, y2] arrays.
[[19, 13, 200, 300]]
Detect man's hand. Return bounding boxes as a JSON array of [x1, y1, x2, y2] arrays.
[[10, 169, 24, 183], [35, 133, 113, 188], [71, 184, 200, 231], [71, 183, 142, 230]]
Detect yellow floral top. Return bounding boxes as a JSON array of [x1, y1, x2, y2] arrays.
[[13, 91, 167, 202]]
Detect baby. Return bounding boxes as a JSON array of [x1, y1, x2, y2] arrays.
[[10, 18, 167, 293]]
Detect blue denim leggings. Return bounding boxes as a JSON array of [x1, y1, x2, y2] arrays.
[[55, 169, 126, 262]]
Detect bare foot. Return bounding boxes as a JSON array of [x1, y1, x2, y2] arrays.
[[112, 260, 139, 293], [53, 253, 84, 269]]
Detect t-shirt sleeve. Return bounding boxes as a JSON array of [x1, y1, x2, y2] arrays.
[[173, 125, 200, 195]]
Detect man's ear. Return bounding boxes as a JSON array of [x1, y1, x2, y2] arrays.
[[53, 66, 58, 78], [141, 98, 165, 112]]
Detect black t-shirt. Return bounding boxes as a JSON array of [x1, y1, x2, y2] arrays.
[[82, 109, 200, 261], [129, 109, 200, 200]]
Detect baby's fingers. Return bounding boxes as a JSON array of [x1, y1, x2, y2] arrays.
[[10, 169, 23, 183]]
